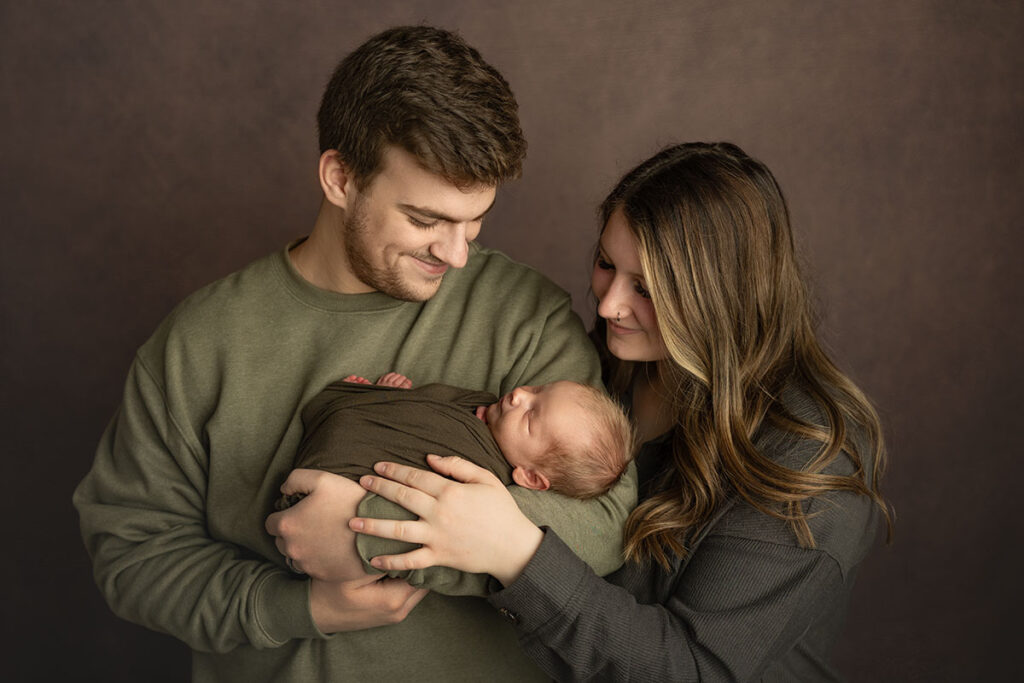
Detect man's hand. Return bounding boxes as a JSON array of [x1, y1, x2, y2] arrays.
[[265, 469, 368, 582], [310, 575, 428, 633]]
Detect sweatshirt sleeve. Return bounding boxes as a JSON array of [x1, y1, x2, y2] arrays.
[[487, 530, 844, 682], [503, 291, 604, 391], [355, 292, 636, 593], [73, 357, 324, 653]]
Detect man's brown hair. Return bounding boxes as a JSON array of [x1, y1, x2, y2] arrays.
[[317, 25, 526, 189]]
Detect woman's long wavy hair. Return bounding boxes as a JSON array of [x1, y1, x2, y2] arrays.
[[596, 142, 893, 568]]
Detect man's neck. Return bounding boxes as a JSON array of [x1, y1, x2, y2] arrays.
[[290, 201, 372, 294]]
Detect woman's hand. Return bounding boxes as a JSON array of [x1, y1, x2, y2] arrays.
[[350, 455, 544, 587]]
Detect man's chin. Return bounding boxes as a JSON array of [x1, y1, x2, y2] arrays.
[[404, 278, 444, 302], [375, 273, 444, 302]]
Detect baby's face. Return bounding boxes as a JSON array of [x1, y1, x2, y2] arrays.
[[482, 381, 582, 470]]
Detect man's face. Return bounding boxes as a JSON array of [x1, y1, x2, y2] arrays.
[[341, 146, 497, 301], [483, 381, 581, 470]]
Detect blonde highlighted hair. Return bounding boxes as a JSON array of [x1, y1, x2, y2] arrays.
[[545, 383, 635, 499], [596, 142, 893, 568]]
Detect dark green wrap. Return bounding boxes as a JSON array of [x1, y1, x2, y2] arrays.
[[293, 381, 510, 485]]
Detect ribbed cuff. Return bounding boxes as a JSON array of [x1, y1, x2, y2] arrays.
[[253, 570, 326, 646], [487, 529, 590, 634]]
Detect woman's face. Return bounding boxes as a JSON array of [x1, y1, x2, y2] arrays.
[[591, 210, 668, 362]]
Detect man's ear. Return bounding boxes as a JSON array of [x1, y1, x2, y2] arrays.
[[512, 467, 550, 491], [319, 149, 357, 209]]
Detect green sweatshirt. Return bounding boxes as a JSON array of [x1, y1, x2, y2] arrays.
[[73, 242, 637, 682]]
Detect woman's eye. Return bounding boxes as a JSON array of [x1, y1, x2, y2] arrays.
[[596, 257, 614, 270], [634, 281, 651, 299]]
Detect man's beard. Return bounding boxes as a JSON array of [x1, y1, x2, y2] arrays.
[[343, 201, 444, 302]]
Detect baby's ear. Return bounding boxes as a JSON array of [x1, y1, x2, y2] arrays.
[[512, 467, 550, 491]]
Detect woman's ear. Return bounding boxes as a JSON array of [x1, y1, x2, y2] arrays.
[[319, 149, 356, 209], [512, 467, 551, 491]]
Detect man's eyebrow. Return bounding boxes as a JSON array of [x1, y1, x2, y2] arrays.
[[397, 198, 496, 224]]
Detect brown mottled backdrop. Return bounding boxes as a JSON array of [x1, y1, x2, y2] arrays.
[[3, 1, 1020, 680]]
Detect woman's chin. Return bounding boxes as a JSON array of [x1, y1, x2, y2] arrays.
[[607, 334, 666, 363], [607, 336, 642, 361]]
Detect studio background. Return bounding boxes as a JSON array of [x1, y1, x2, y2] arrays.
[[3, 1, 1020, 680]]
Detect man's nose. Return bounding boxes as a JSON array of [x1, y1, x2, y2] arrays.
[[430, 224, 469, 268]]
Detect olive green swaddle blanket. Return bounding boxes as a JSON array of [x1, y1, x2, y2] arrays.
[[278, 381, 509, 511]]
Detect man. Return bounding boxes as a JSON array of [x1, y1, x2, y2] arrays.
[[74, 26, 634, 681]]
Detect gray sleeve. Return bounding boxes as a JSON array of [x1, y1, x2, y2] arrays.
[[488, 530, 843, 682]]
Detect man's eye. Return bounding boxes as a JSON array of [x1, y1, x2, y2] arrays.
[[408, 216, 437, 229], [596, 257, 614, 270]]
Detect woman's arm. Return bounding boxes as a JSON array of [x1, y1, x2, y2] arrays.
[[354, 455, 856, 681], [490, 531, 843, 681]]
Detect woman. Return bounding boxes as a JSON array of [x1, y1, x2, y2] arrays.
[[352, 142, 893, 681]]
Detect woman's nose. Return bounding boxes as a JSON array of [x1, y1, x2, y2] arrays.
[[596, 296, 618, 321], [597, 281, 628, 321]]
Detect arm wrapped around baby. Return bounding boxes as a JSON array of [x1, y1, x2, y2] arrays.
[[278, 377, 637, 596]]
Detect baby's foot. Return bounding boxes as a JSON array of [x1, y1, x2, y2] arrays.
[[376, 372, 413, 389], [343, 374, 372, 384]]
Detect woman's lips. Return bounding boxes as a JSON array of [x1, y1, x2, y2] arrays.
[[607, 320, 639, 335]]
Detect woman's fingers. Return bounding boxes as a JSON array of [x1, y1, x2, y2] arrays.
[[369, 461, 450, 497], [368, 547, 437, 572], [359, 472, 439, 517], [424, 453, 502, 485], [349, 515, 429, 545]]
